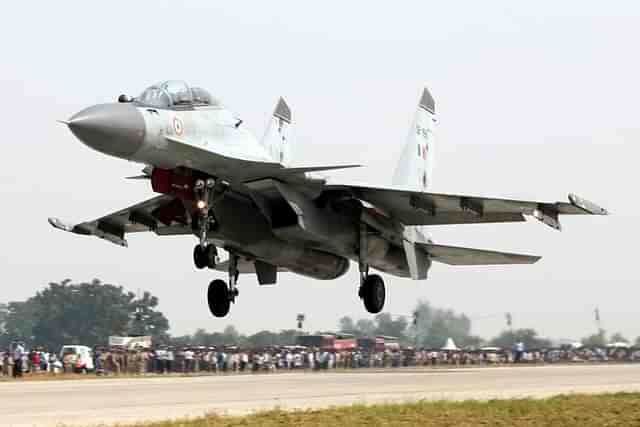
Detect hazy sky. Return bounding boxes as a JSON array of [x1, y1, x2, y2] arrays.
[[1, 1, 637, 342]]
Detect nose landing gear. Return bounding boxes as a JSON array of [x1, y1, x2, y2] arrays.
[[191, 177, 229, 270], [187, 177, 236, 317]]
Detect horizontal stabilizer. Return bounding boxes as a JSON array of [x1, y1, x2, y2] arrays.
[[416, 242, 540, 266]]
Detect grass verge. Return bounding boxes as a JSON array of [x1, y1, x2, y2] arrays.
[[100, 393, 640, 427]]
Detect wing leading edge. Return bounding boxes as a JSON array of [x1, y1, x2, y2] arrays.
[[48, 195, 192, 247]]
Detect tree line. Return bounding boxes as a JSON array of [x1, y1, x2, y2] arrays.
[[0, 279, 169, 350], [1, 279, 637, 350]]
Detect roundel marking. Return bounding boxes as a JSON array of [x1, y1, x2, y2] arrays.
[[173, 117, 184, 136]]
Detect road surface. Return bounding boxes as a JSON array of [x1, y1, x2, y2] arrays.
[[2, 364, 640, 426]]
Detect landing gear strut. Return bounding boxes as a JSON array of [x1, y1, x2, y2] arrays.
[[191, 177, 228, 271], [196, 178, 216, 240], [358, 223, 386, 314], [206, 252, 239, 318]]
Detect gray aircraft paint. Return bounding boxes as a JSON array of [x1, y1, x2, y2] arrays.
[[50, 81, 606, 304]]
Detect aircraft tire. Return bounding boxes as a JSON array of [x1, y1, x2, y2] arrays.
[[206, 244, 218, 269], [208, 279, 230, 317], [361, 274, 385, 314], [194, 245, 207, 269]]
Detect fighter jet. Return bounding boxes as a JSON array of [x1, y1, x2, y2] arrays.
[[50, 80, 608, 317]]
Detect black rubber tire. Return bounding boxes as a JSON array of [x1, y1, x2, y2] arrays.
[[193, 245, 207, 270], [206, 244, 218, 269], [361, 274, 385, 314], [207, 279, 230, 317]]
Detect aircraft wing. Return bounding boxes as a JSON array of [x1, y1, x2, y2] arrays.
[[416, 242, 540, 265], [48, 195, 192, 246], [325, 185, 608, 229]]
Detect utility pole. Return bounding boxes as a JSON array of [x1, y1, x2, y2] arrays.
[[129, 289, 151, 337], [506, 312, 514, 345], [296, 313, 305, 331], [595, 307, 605, 344], [412, 311, 419, 347]]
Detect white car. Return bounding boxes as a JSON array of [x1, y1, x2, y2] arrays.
[[59, 345, 94, 373]]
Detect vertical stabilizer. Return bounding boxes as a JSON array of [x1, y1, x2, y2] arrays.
[[261, 97, 292, 166], [392, 87, 436, 191]]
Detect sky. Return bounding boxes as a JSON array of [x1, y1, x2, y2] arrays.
[[1, 1, 638, 342]]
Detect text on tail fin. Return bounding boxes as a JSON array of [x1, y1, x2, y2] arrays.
[[261, 97, 293, 165], [392, 87, 436, 191]]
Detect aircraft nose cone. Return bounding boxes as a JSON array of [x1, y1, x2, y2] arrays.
[[67, 103, 145, 158]]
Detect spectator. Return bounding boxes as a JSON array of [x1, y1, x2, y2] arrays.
[[183, 348, 194, 373], [13, 343, 25, 378]]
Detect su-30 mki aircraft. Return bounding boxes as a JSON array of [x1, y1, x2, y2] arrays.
[[50, 80, 608, 317]]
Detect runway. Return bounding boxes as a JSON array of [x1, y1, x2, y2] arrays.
[[2, 364, 640, 427]]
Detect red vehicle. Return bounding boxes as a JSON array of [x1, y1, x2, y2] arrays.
[[297, 334, 357, 351], [332, 337, 357, 351], [357, 336, 399, 352]]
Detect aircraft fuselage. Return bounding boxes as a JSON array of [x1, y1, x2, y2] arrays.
[[66, 99, 410, 281]]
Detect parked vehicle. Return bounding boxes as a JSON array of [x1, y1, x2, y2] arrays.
[[59, 345, 94, 373]]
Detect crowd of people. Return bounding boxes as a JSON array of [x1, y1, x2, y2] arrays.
[[2, 343, 639, 378], [0, 343, 63, 378]]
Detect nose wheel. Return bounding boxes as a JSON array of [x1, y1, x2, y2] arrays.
[[193, 244, 218, 270]]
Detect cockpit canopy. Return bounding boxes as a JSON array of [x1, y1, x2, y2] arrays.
[[136, 80, 221, 109]]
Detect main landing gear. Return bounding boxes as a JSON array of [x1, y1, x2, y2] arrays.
[[207, 253, 239, 317], [207, 279, 229, 317], [358, 223, 386, 314], [359, 273, 385, 314]]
